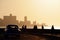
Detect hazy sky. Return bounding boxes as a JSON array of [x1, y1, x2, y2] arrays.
[[0, 0, 60, 26]]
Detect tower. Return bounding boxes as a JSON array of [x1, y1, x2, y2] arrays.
[[10, 14, 12, 16], [24, 16, 27, 22]]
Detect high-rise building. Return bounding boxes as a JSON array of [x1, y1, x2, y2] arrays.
[[20, 16, 31, 26], [3, 14, 19, 26], [24, 16, 27, 22]]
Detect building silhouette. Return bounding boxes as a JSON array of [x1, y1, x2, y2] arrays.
[[20, 16, 31, 26], [0, 14, 19, 26], [0, 14, 47, 27]]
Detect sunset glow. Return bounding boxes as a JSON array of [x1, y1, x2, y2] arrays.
[[0, 0, 60, 26]]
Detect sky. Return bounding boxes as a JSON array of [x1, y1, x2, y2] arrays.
[[0, 0, 60, 26]]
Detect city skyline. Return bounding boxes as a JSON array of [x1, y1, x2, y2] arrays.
[[0, 14, 47, 27]]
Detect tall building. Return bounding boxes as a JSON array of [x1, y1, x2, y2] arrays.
[[24, 16, 27, 22], [3, 14, 19, 26], [20, 16, 31, 26]]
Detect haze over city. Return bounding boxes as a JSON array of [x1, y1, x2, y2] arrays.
[[0, 0, 60, 26]]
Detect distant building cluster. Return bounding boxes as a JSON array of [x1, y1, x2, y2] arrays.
[[0, 14, 47, 26]]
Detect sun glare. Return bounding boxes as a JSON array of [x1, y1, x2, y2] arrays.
[[0, 0, 60, 26]]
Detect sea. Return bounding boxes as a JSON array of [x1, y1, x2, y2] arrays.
[[0, 26, 60, 29]]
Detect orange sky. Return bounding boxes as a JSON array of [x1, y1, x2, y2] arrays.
[[0, 0, 60, 26]]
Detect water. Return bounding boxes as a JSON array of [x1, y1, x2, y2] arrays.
[[0, 26, 60, 29]]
